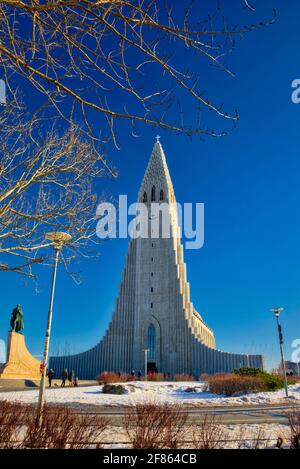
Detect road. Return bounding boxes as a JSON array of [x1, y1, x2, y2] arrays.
[[74, 402, 300, 425]]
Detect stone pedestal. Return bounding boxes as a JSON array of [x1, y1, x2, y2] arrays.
[[0, 332, 40, 380]]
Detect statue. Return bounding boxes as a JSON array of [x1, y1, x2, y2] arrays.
[[10, 304, 24, 333], [0, 304, 40, 379]]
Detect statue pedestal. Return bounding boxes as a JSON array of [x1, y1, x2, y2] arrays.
[[0, 332, 41, 380]]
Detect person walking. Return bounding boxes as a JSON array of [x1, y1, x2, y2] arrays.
[[68, 370, 75, 387], [61, 368, 68, 387], [47, 368, 55, 388]]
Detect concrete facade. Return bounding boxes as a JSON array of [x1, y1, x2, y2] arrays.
[[50, 142, 264, 378]]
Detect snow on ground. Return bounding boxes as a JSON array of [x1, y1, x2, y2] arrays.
[[102, 423, 291, 449], [0, 381, 300, 407]]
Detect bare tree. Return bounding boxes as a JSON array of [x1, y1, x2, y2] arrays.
[[0, 103, 112, 277], [0, 1, 275, 277], [0, 0, 275, 145]]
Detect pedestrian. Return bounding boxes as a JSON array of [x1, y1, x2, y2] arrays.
[[68, 370, 75, 386], [74, 376, 79, 387], [61, 368, 68, 387], [47, 368, 55, 388], [137, 370, 142, 380], [131, 369, 135, 378]]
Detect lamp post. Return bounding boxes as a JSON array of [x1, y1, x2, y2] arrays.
[[143, 348, 149, 380], [37, 232, 71, 420], [271, 307, 289, 398]]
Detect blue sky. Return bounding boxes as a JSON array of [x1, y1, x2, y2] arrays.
[[1, 1, 300, 370]]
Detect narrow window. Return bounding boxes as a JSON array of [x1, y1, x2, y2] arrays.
[[151, 186, 156, 202], [151, 287, 153, 292], [150, 303, 153, 309], [142, 192, 147, 203], [148, 324, 156, 361], [160, 189, 164, 201], [151, 272, 153, 277]]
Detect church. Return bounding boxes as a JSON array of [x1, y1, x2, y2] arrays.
[[49, 141, 264, 378]]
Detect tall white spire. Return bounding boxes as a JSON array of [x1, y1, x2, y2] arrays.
[[138, 140, 175, 203]]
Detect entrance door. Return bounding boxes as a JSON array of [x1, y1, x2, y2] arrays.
[[147, 362, 157, 374]]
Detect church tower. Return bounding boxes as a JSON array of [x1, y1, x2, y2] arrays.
[[50, 141, 264, 378], [132, 139, 215, 374]]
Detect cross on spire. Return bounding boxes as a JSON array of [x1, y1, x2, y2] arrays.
[[155, 135, 161, 143]]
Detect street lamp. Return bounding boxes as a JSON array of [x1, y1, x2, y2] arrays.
[[143, 348, 149, 380], [37, 231, 71, 420], [271, 307, 289, 398]]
